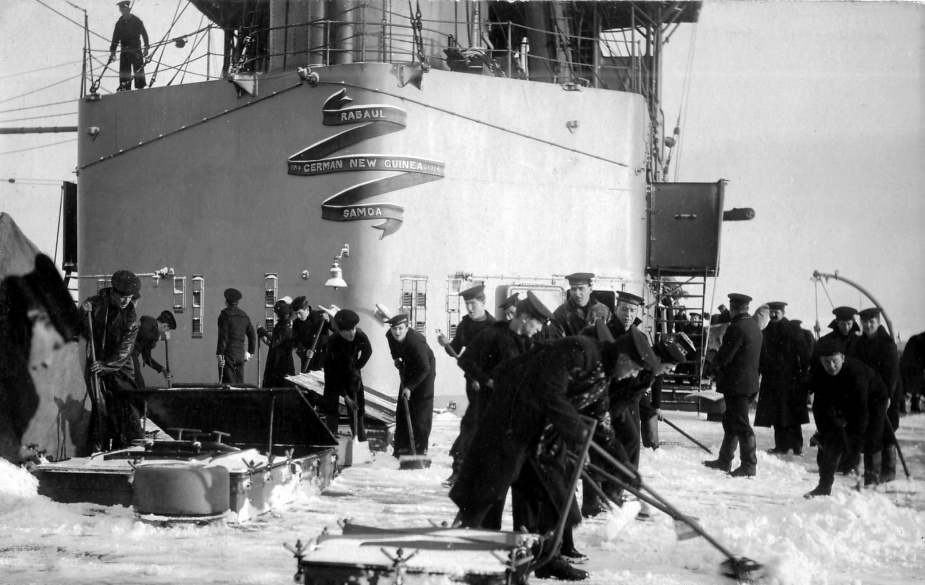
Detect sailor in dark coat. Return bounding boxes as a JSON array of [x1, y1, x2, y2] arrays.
[[900, 331, 925, 413], [109, 1, 149, 91], [79, 270, 142, 450], [854, 307, 901, 484], [450, 291, 552, 525], [290, 296, 332, 372], [131, 310, 176, 389], [498, 292, 520, 322], [755, 302, 812, 455], [438, 284, 496, 485], [450, 332, 657, 581], [817, 306, 861, 357], [805, 338, 889, 497], [216, 288, 257, 384], [548, 273, 612, 338], [386, 314, 435, 457], [322, 309, 373, 438], [259, 300, 295, 388], [704, 293, 763, 477]]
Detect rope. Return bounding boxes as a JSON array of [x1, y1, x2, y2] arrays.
[[0, 138, 77, 156], [0, 60, 83, 80], [813, 279, 821, 339], [32, 0, 109, 43], [0, 99, 76, 115], [77, 82, 304, 171], [0, 111, 78, 124], [317, 79, 629, 168], [674, 23, 698, 181], [0, 74, 82, 104]]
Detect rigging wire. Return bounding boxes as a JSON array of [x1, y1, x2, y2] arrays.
[[32, 0, 109, 43], [0, 100, 76, 114], [0, 73, 82, 104], [673, 22, 698, 181], [0, 111, 77, 124], [0, 60, 83, 80], [0, 138, 77, 156]]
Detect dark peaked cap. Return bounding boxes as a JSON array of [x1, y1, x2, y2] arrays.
[[565, 273, 594, 285], [156, 310, 177, 329], [460, 284, 485, 300], [832, 306, 858, 320], [625, 326, 660, 369], [334, 309, 360, 329], [224, 288, 242, 303], [767, 301, 788, 310], [727, 293, 752, 306], [111, 270, 141, 296], [616, 291, 644, 306], [386, 314, 409, 326], [858, 307, 882, 320], [498, 293, 519, 310], [655, 339, 687, 364], [522, 291, 553, 322], [816, 337, 846, 357]]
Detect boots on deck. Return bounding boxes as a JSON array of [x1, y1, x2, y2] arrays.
[[880, 446, 897, 483], [863, 451, 882, 487], [729, 435, 757, 478], [704, 434, 738, 472]]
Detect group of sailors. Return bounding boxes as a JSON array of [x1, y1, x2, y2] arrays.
[[5, 255, 922, 582]]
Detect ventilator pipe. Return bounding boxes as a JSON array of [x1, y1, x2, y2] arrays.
[[812, 270, 895, 340]]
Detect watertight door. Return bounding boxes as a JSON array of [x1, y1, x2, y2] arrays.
[[647, 181, 725, 276]]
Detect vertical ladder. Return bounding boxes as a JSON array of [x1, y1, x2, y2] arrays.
[[650, 269, 709, 392]]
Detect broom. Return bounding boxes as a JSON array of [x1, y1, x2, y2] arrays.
[[398, 392, 431, 470]]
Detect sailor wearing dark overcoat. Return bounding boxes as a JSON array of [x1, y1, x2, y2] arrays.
[[438, 284, 496, 485], [853, 307, 901, 484], [290, 296, 332, 372], [817, 306, 861, 357], [548, 273, 612, 338], [131, 310, 176, 389], [322, 309, 373, 438], [450, 291, 552, 526], [216, 288, 257, 384], [755, 302, 812, 455], [900, 331, 925, 414], [79, 270, 142, 450], [805, 338, 889, 497], [450, 332, 656, 581], [386, 314, 435, 457], [703, 293, 763, 477], [109, 1, 149, 91], [259, 300, 295, 388]]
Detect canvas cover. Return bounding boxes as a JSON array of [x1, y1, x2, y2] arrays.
[[0, 213, 90, 463]]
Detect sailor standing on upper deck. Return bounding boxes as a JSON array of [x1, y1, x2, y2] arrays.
[[216, 288, 256, 384], [109, 1, 149, 92]]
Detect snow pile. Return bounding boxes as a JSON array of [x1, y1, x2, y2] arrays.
[[0, 458, 38, 499]]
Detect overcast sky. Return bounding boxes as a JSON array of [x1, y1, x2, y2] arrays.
[[2, 1, 924, 339]]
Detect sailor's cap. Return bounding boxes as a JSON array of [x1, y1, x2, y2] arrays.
[[498, 293, 519, 310], [386, 314, 410, 326], [858, 307, 882, 320], [334, 309, 360, 329], [727, 293, 752, 306], [223, 288, 242, 304], [832, 306, 858, 321], [767, 301, 788, 310], [111, 270, 141, 296], [565, 272, 594, 286], [460, 284, 485, 301], [156, 310, 177, 329], [521, 291, 553, 322], [616, 291, 644, 306]]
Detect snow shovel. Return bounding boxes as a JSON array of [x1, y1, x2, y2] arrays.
[[588, 441, 765, 582], [576, 463, 700, 540], [532, 417, 598, 572], [884, 423, 911, 480], [398, 393, 430, 470], [661, 416, 713, 454]]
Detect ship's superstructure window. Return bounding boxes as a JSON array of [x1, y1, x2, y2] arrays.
[[445, 277, 485, 338], [191, 275, 204, 338], [400, 276, 428, 335], [264, 273, 278, 331], [173, 276, 186, 313]]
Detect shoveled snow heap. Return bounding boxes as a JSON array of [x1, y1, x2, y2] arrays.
[[0, 411, 923, 584]]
